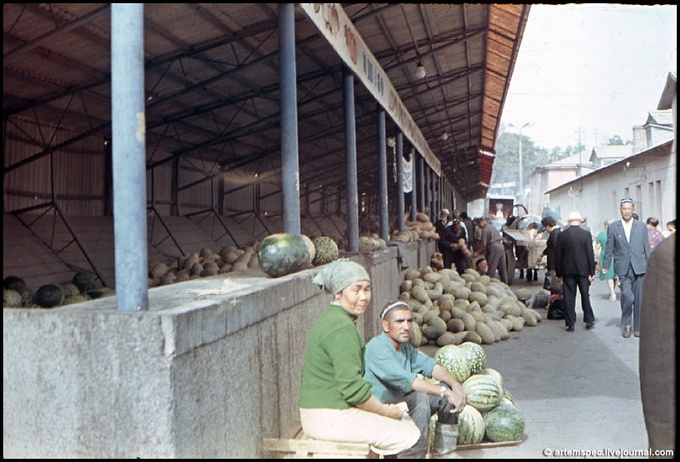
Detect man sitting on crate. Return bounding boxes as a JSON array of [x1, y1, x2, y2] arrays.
[[364, 300, 467, 458]]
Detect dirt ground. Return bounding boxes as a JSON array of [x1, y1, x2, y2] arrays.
[[420, 273, 650, 459]]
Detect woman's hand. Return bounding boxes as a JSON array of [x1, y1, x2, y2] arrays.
[[384, 403, 407, 420]]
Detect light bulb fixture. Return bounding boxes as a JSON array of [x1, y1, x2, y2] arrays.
[[440, 132, 449, 141], [415, 60, 426, 79]]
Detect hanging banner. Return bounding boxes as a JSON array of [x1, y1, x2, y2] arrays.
[[300, 3, 441, 175], [402, 155, 413, 193]]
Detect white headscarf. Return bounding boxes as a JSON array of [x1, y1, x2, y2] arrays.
[[312, 258, 370, 294]]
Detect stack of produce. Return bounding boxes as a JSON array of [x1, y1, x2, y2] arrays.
[[391, 212, 439, 243], [433, 342, 525, 445], [3, 273, 114, 309], [402, 265, 543, 348]]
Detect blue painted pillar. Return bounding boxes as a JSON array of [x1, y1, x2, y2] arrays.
[[344, 67, 359, 253], [279, 3, 301, 235], [396, 133, 405, 231], [377, 109, 389, 242], [410, 150, 417, 222], [110, 3, 148, 311], [418, 155, 425, 214]]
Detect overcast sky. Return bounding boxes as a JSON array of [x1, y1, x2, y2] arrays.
[[500, 3, 677, 150]]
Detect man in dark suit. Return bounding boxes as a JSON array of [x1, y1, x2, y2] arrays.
[[555, 211, 596, 332], [602, 198, 651, 338]]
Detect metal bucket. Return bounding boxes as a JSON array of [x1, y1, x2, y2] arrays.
[[432, 422, 459, 458]]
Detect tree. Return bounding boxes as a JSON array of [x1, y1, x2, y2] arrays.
[[608, 135, 624, 146]]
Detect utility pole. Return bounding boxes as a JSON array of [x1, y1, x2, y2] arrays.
[[576, 127, 585, 176], [509, 122, 532, 205]]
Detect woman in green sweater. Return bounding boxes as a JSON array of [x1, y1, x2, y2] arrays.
[[299, 259, 420, 457]]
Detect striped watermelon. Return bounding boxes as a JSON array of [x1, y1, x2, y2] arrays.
[[434, 345, 471, 384], [483, 402, 525, 442], [457, 342, 487, 374], [457, 404, 485, 445], [462, 374, 503, 412], [478, 367, 504, 390]]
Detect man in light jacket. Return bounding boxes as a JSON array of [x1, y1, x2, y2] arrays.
[[602, 198, 651, 338]]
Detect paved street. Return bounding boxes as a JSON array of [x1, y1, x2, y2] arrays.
[[423, 275, 651, 459]]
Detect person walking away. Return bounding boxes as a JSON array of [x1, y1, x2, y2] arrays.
[[554, 211, 596, 332], [299, 259, 420, 457], [364, 301, 467, 458], [639, 233, 675, 456], [473, 216, 508, 284], [602, 198, 651, 338], [595, 219, 618, 301], [645, 217, 664, 251]]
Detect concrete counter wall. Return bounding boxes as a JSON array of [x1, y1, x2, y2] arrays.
[[3, 241, 435, 458]]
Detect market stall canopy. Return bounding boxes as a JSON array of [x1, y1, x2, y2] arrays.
[[3, 3, 529, 202]]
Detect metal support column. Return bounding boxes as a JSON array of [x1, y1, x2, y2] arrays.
[[424, 166, 431, 219], [279, 3, 301, 235], [410, 150, 417, 222], [110, 3, 148, 312], [396, 133, 405, 231], [418, 155, 425, 214], [344, 67, 359, 252], [377, 109, 389, 242]]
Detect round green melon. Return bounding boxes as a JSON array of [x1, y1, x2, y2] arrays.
[[462, 373, 503, 412], [257, 233, 310, 278], [72, 272, 97, 294], [3, 276, 27, 293], [483, 402, 525, 442], [35, 284, 65, 308], [457, 342, 487, 374], [457, 404, 485, 445], [479, 367, 504, 390], [434, 344, 471, 384], [300, 234, 316, 264], [312, 236, 339, 265], [3, 289, 23, 308]]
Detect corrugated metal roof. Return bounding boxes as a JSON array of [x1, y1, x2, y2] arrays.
[[3, 3, 530, 203]]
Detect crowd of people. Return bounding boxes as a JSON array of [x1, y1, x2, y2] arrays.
[[295, 202, 675, 457]]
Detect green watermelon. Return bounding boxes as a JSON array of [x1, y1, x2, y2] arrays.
[[483, 402, 525, 442], [257, 233, 310, 278], [300, 234, 316, 264], [462, 374, 503, 412], [434, 344, 471, 384], [3, 276, 27, 293], [72, 272, 97, 294], [457, 342, 487, 374], [457, 404, 485, 445], [35, 284, 65, 308], [479, 367, 504, 390]]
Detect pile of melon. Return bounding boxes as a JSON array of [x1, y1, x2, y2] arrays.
[[433, 342, 525, 445], [147, 234, 341, 284], [3, 273, 114, 309], [403, 265, 542, 347], [391, 212, 440, 243]]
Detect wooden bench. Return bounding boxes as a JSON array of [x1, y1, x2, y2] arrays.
[[262, 425, 379, 459]]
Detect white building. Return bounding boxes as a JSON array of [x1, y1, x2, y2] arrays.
[[543, 72, 676, 237]]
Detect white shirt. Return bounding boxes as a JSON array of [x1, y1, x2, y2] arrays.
[[622, 218, 633, 243]]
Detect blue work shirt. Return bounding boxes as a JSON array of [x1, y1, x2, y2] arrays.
[[364, 333, 437, 403]]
